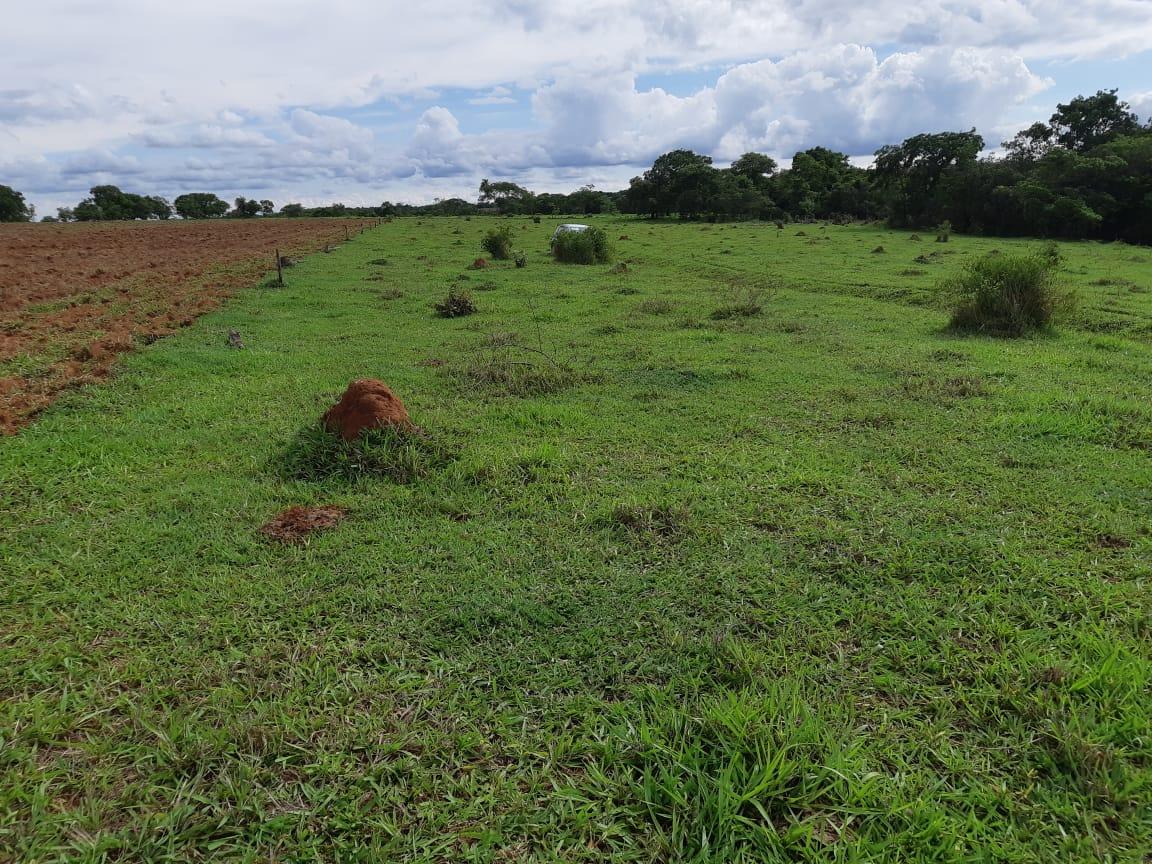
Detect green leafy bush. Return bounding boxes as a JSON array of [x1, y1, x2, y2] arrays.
[[948, 251, 1071, 336], [481, 226, 514, 260], [552, 227, 612, 264]]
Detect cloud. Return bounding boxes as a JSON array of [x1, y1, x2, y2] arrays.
[[524, 45, 1048, 168], [142, 124, 276, 149], [0, 84, 99, 124], [59, 149, 143, 177], [288, 109, 375, 159], [1128, 91, 1152, 122], [469, 86, 518, 106]]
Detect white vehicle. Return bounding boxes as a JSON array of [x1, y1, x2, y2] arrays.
[[551, 223, 590, 243]]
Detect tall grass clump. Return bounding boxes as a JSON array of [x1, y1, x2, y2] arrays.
[[481, 226, 514, 260], [593, 688, 877, 861], [552, 227, 612, 264], [947, 249, 1070, 336], [278, 426, 454, 484]]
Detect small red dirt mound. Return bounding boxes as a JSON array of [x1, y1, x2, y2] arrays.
[[468, 257, 488, 269], [322, 379, 413, 441], [260, 505, 347, 544]]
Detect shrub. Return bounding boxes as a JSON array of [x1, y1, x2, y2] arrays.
[[481, 226, 514, 260], [936, 220, 952, 243], [947, 251, 1071, 336], [552, 227, 612, 264], [513, 250, 527, 268], [434, 288, 477, 318], [532, 216, 541, 224]]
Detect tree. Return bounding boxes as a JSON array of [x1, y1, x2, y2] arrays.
[[710, 171, 777, 221], [771, 147, 860, 219], [73, 200, 104, 221], [280, 202, 305, 217], [730, 152, 778, 188], [567, 184, 611, 215], [144, 196, 173, 220], [874, 131, 984, 227], [56, 207, 75, 222], [641, 149, 718, 218], [1048, 89, 1141, 152], [1003, 122, 1055, 162], [259, 200, 275, 216], [230, 197, 262, 218], [0, 185, 33, 222], [478, 179, 534, 213], [69, 186, 171, 221], [174, 193, 229, 219]]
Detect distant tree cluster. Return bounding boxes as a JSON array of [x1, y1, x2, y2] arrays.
[[616, 89, 1152, 244], [50, 185, 174, 221]]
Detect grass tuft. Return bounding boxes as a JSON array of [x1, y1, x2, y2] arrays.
[[277, 424, 455, 483]]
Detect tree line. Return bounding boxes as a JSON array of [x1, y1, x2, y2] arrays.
[[2, 89, 1148, 243], [613, 90, 1151, 244]]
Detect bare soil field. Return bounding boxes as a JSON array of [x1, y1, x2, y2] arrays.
[[0, 218, 372, 433]]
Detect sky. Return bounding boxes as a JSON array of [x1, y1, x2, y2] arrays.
[[2, 0, 1151, 217]]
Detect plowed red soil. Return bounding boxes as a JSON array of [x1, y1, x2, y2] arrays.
[[0, 218, 373, 433]]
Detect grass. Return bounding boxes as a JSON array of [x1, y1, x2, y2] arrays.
[[948, 249, 1068, 335], [1, 217, 1150, 862]]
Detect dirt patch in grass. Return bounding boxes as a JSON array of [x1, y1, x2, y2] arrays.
[[1094, 533, 1133, 550], [608, 503, 691, 540], [260, 505, 348, 544]]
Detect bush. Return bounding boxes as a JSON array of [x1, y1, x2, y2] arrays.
[[481, 226, 514, 260], [434, 288, 477, 318], [514, 250, 527, 268], [552, 227, 612, 264], [947, 251, 1071, 336], [936, 220, 952, 243]]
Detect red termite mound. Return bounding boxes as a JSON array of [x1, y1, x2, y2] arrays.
[[322, 379, 413, 441]]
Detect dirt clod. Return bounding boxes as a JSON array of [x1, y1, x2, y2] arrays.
[[1094, 533, 1132, 549], [260, 505, 347, 544], [322, 379, 413, 441]]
